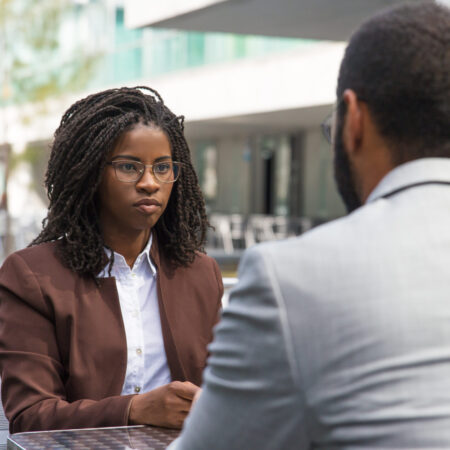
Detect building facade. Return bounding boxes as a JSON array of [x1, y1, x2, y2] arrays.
[[1, 0, 350, 259]]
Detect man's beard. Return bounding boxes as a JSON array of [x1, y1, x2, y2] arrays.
[[333, 119, 362, 213]]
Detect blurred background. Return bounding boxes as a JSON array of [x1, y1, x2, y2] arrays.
[[1, 0, 445, 275]]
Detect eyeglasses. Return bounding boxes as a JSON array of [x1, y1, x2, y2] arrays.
[[106, 160, 181, 183], [321, 98, 342, 144], [321, 95, 366, 144], [321, 111, 334, 144]]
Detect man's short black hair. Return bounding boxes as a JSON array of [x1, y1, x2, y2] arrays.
[[337, 2, 450, 164]]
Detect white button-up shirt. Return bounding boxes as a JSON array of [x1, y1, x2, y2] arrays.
[[98, 236, 171, 395]]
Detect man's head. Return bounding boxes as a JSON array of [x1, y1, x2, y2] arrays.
[[333, 2, 450, 212]]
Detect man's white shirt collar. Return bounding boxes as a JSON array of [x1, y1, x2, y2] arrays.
[[366, 157, 450, 204]]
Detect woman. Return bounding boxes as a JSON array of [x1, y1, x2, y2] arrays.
[[0, 86, 223, 433]]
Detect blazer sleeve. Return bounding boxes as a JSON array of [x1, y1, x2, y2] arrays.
[[170, 245, 310, 450], [0, 252, 133, 433]]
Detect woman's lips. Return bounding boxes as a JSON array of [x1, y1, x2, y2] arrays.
[[133, 199, 161, 214], [136, 204, 159, 214]]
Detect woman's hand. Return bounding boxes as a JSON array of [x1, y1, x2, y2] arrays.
[[128, 381, 200, 429], [192, 387, 202, 407]]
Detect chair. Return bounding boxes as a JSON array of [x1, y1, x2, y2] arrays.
[[229, 214, 247, 250], [247, 215, 276, 243], [208, 214, 234, 253]]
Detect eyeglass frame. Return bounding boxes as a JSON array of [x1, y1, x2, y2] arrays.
[[106, 159, 182, 184], [321, 95, 367, 144], [320, 98, 344, 145], [321, 111, 334, 144]]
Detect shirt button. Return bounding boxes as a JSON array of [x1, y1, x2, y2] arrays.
[[136, 348, 142, 355], [134, 386, 141, 393], [131, 273, 137, 278]]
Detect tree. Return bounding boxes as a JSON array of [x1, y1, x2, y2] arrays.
[[1, 0, 97, 109], [0, 0, 99, 257]]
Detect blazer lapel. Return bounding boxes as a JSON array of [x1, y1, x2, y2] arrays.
[[150, 236, 187, 381], [96, 276, 128, 394]]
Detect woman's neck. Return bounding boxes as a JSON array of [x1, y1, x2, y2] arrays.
[[103, 229, 151, 268]]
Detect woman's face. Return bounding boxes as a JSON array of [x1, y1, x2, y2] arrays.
[[97, 124, 174, 241]]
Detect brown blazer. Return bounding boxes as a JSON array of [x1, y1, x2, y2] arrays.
[[0, 240, 223, 433]]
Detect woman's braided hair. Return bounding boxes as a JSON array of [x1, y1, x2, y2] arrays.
[[31, 86, 209, 277]]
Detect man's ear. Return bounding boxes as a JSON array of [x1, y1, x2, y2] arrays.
[[342, 89, 363, 156]]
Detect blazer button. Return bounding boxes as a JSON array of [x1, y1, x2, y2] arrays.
[[134, 386, 141, 393]]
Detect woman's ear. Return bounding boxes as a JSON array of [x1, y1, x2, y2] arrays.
[[341, 89, 364, 157]]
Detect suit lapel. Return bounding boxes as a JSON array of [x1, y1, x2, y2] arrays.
[[150, 236, 187, 381], [97, 276, 128, 394]]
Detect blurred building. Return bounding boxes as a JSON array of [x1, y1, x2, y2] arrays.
[[124, 0, 430, 39], [0, 0, 348, 259], [6, 0, 433, 258], [122, 0, 436, 221]]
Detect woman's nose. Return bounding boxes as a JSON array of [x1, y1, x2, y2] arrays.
[[136, 168, 160, 191]]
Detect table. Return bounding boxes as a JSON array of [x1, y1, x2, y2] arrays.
[[7, 425, 179, 449]]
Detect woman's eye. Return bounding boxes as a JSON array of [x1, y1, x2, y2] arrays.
[[155, 163, 171, 173], [118, 163, 138, 173]]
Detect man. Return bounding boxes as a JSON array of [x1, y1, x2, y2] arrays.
[[172, 2, 450, 448]]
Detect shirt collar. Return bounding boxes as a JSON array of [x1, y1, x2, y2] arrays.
[[100, 234, 157, 277], [366, 157, 450, 204], [140, 234, 157, 275]]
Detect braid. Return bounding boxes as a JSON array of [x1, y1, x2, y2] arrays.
[[31, 86, 209, 277]]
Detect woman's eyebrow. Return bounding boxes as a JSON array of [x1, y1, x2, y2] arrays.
[[110, 155, 172, 162], [153, 156, 172, 163], [110, 155, 141, 161]]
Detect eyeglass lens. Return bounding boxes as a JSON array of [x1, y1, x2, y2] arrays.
[[112, 160, 180, 183]]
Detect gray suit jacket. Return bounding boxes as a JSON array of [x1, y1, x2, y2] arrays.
[[173, 158, 450, 449]]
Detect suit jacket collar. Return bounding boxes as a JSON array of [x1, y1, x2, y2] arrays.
[[366, 157, 450, 203]]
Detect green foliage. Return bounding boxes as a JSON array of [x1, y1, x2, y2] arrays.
[[9, 143, 43, 171], [9, 141, 50, 202], [0, 0, 99, 106]]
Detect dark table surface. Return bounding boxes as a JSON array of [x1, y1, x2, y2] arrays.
[[7, 425, 180, 449]]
